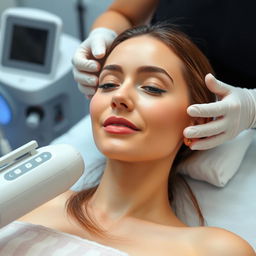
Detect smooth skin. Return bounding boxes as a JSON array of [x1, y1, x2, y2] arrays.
[[21, 35, 255, 256]]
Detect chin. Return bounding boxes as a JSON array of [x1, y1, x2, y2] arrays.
[[98, 147, 138, 162]]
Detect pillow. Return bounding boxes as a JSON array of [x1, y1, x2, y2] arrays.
[[177, 129, 256, 187], [51, 115, 255, 188]]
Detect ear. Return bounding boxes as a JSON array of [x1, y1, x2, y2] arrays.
[[183, 117, 211, 147]]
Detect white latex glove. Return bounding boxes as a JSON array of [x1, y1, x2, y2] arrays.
[[184, 73, 256, 150], [72, 28, 117, 96]]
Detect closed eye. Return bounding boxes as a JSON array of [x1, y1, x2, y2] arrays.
[[141, 86, 167, 95], [98, 83, 119, 90]]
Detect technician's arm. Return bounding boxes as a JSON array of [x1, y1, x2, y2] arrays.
[[184, 74, 256, 150], [92, 0, 158, 33], [72, 0, 158, 96]]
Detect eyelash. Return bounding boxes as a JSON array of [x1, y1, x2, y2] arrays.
[[98, 83, 167, 95], [141, 86, 167, 95], [98, 83, 118, 90]]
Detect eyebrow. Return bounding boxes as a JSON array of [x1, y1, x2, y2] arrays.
[[138, 66, 173, 83], [102, 64, 173, 83], [102, 64, 122, 72]]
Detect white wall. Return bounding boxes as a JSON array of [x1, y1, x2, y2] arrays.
[[82, 0, 114, 37], [1, 0, 114, 40]]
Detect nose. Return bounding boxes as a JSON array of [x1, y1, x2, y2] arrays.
[[111, 84, 134, 112]]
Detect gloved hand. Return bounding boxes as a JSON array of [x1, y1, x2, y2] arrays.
[[184, 73, 256, 150], [72, 28, 117, 96]]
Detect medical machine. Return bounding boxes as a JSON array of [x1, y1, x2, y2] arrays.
[[0, 140, 84, 228], [0, 8, 88, 152]]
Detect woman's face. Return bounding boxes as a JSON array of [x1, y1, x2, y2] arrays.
[[90, 35, 191, 162]]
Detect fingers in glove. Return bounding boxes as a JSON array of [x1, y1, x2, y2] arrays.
[[205, 73, 232, 97], [72, 68, 98, 86], [184, 118, 226, 138], [189, 132, 228, 150], [78, 83, 96, 96], [72, 48, 100, 72], [187, 100, 228, 118], [91, 39, 107, 59]]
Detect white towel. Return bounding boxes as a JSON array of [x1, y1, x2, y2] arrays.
[[0, 221, 129, 256]]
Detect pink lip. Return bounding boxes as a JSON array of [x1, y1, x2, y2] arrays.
[[103, 116, 140, 134]]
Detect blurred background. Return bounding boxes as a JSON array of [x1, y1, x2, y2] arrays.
[[0, 0, 114, 155], [0, 0, 114, 40]]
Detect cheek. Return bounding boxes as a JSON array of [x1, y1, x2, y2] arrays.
[[89, 93, 106, 121], [89, 95, 98, 118], [163, 104, 188, 126], [89, 93, 107, 139], [142, 97, 190, 144], [89, 94, 108, 150], [136, 99, 189, 159], [144, 98, 189, 130]]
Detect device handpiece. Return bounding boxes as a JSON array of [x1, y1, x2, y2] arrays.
[[0, 141, 84, 228]]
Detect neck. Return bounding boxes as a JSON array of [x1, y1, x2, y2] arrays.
[[89, 156, 185, 227]]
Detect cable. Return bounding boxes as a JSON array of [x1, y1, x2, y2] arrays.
[[76, 0, 86, 41]]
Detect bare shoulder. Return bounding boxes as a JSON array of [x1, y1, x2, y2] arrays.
[[196, 226, 256, 256], [18, 190, 73, 226]]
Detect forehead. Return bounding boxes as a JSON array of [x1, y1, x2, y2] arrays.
[[104, 35, 184, 73]]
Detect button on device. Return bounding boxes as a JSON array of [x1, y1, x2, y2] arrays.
[[8, 172, 15, 178], [35, 157, 42, 163], [4, 151, 52, 181], [42, 153, 51, 159], [25, 163, 32, 169], [14, 168, 22, 174], [4, 171, 15, 180]]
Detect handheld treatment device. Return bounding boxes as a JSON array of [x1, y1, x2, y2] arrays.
[[0, 141, 84, 228]]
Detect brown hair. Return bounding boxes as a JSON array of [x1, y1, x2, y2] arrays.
[[67, 23, 216, 235]]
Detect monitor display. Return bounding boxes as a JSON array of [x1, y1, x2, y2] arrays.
[[10, 25, 48, 65], [0, 13, 59, 75]]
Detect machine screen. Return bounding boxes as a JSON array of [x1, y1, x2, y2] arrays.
[[10, 25, 48, 65]]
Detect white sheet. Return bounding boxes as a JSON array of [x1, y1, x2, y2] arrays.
[[51, 115, 256, 249], [0, 221, 128, 256]]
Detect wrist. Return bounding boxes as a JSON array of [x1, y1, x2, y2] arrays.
[[89, 27, 117, 38]]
